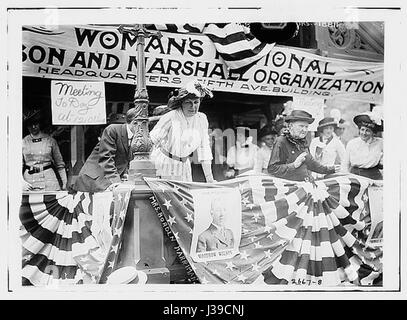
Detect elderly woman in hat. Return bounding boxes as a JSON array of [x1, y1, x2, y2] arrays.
[[268, 110, 340, 182], [341, 112, 383, 180], [149, 80, 215, 182], [254, 125, 278, 174], [225, 126, 259, 178], [22, 110, 67, 191], [309, 117, 346, 179]]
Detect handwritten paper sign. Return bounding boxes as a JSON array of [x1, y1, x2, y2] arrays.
[[51, 80, 106, 125]]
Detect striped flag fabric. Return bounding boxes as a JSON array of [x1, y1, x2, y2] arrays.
[[19, 187, 133, 286], [145, 23, 275, 72], [144, 174, 382, 286], [98, 185, 134, 283]]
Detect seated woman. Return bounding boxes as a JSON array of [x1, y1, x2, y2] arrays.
[[225, 126, 259, 178], [22, 110, 67, 191], [341, 112, 383, 180], [149, 80, 215, 182], [309, 117, 346, 179], [254, 125, 278, 174]]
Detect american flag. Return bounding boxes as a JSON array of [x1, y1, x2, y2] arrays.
[[98, 185, 134, 284], [145, 174, 382, 286], [145, 23, 275, 72], [19, 187, 133, 286]]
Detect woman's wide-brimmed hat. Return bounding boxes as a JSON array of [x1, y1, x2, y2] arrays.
[[167, 80, 213, 110], [153, 80, 213, 116], [353, 112, 383, 132], [258, 125, 278, 140], [284, 109, 314, 124], [317, 117, 338, 131]]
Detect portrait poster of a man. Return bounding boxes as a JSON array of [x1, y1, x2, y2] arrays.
[[190, 188, 241, 263]]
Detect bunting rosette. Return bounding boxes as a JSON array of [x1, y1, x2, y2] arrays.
[[145, 174, 382, 286], [19, 187, 132, 286]]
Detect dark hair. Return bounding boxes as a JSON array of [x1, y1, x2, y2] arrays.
[[171, 93, 202, 110], [358, 122, 378, 134]]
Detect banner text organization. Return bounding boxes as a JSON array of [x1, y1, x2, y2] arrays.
[[22, 26, 384, 102]]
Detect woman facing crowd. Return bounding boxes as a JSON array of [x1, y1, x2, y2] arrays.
[[149, 80, 215, 182]]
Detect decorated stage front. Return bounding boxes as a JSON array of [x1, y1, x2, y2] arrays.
[[19, 174, 383, 287]]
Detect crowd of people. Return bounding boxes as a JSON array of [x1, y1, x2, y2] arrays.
[[21, 80, 384, 192]]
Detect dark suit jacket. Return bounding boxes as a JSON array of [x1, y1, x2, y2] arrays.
[[268, 135, 335, 181], [196, 224, 234, 252], [72, 124, 132, 192]]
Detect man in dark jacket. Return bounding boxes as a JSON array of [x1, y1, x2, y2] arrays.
[[72, 108, 138, 192], [268, 109, 340, 181]]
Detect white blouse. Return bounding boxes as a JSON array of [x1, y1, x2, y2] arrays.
[[309, 135, 346, 167], [342, 136, 383, 171], [150, 109, 212, 161]]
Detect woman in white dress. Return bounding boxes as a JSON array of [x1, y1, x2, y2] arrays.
[[309, 117, 346, 179], [150, 81, 215, 182]]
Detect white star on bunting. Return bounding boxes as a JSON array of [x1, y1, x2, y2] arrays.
[[251, 263, 260, 272], [254, 242, 262, 249], [168, 215, 176, 226], [163, 199, 172, 210], [246, 203, 255, 210], [252, 212, 260, 222], [237, 274, 247, 283], [264, 225, 273, 233], [185, 213, 193, 222], [264, 249, 272, 259], [241, 197, 250, 205], [226, 261, 236, 271], [173, 232, 180, 241], [201, 277, 209, 284], [240, 251, 249, 260]]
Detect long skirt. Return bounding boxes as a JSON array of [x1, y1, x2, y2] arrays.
[[23, 167, 61, 191]]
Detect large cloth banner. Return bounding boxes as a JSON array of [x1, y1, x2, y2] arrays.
[[19, 187, 132, 286], [22, 25, 383, 103], [145, 174, 382, 286]]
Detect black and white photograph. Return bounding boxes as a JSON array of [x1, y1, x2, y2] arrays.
[[1, 0, 405, 301]]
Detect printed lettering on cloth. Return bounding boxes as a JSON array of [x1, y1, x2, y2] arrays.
[[22, 25, 383, 103], [19, 186, 133, 286], [145, 174, 383, 286]]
